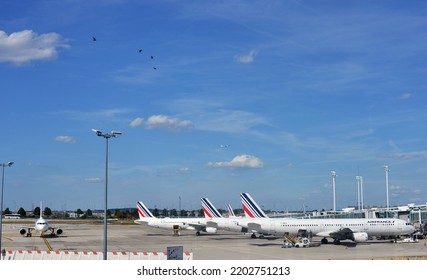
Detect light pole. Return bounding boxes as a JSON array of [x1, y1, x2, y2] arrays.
[[356, 176, 361, 211], [384, 165, 390, 211], [360, 176, 364, 210], [331, 171, 337, 212], [0, 161, 14, 260], [179, 196, 181, 218], [92, 129, 122, 260]]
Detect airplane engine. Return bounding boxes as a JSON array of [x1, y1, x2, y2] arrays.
[[205, 227, 217, 234], [56, 228, 63, 235], [19, 228, 27, 235], [352, 232, 369, 242], [330, 228, 354, 241]]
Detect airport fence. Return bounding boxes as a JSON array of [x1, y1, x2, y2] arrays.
[[2, 250, 193, 260]]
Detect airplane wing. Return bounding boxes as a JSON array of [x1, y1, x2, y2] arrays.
[[317, 228, 368, 242], [246, 222, 263, 233], [206, 221, 219, 228], [317, 228, 360, 238], [188, 222, 207, 231], [19, 226, 35, 237], [134, 219, 149, 225], [47, 226, 64, 236], [315, 231, 335, 237]]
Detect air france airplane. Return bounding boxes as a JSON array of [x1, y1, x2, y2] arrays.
[[134, 201, 217, 236], [239, 193, 415, 244], [19, 203, 63, 237], [201, 198, 248, 233], [227, 204, 236, 217]]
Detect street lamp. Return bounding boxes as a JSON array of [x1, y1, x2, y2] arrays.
[[331, 171, 337, 212], [92, 129, 122, 260], [360, 176, 364, 210], [0, 161, 14, 260], [179, 196, 181, 218], [356, 176, 361, 211], [384, 165, 390, 211], [355, 175, 364, 211]]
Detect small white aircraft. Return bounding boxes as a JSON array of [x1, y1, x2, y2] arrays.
[[134, 201, 217, 236], [19, 204, 63, 237], [238, 193, 416, 244]]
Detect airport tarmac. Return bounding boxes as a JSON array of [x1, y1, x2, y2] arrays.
[[2, 220, 427, 260]]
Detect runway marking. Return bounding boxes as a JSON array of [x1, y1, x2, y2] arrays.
[[42, 235, 53, 251]]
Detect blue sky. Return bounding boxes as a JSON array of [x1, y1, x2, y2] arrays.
[[1, 0, 427, 213]]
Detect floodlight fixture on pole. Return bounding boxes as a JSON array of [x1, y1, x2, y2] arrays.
[[384, 165, 390, 211], [331, 171, 337, 212], [0, 161, 14, 260], [92, 129, 122, 260]]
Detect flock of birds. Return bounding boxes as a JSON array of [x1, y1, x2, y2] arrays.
[[92, 36, 157, 70]]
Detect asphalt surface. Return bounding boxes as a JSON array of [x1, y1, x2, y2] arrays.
[[2, 220, 427, 260]]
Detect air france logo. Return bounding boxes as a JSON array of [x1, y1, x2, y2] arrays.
[[367, 220, 395, 224]]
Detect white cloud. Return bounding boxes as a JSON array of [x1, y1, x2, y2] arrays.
[[380, 151, 427, 161], [390, 184, 407, 197], [84, 177, 102, 183], [130, 115, 194, 131], [207, 154, 264, 169], [54, 108, 130, 122], [129, 117, 144, 128], [398, 93, 412, 100], [0, 30, 69, 65], [234, 49, 257, 64], [196, 110, 269, 134], [178, 167, 190, 173], [55, 136, 76, 144]]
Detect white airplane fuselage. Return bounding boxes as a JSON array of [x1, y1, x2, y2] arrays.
[[35, 217, 50, 232], [239, 218, 415, 241], [135, 201, 217, 235], [135, 217, 218, 234]]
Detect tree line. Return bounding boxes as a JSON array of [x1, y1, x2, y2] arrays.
[[3, 207, 239, 219]]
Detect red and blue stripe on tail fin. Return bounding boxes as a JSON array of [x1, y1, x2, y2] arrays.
[[201, 198, 223, 219], [240, 193, 268, 218], [136, 201, 155, 219]]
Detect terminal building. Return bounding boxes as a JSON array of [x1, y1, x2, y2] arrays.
[[279, 203, 427, 234]]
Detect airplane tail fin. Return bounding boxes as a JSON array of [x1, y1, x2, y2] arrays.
[[227, 204, 236, 217], [136, 201, 156, 219], [201, 198, 223, 219], [240, 193, 268, 218]]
